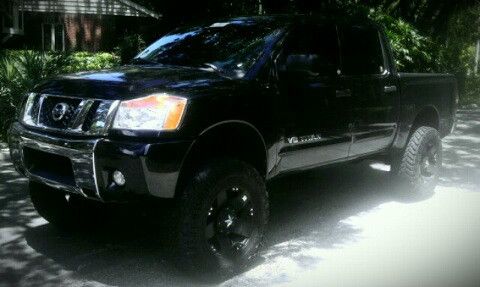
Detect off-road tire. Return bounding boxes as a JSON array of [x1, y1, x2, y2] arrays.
[[395, 126, 442, 196], [177, 159, 269, 276]]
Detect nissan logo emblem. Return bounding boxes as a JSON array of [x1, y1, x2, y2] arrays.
[[51, 103, 69, 122]]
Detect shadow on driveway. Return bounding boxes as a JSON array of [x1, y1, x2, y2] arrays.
[[2, 159, 424, 287]]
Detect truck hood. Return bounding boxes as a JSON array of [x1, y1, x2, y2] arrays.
[[33, 65, 234, 100]]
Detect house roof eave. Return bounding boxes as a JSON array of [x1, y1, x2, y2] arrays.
[[19, 0, 162, 19], [117, 0, 162, 19]]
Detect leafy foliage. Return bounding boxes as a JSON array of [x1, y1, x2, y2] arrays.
[[315, 2, 440, 73], [114, 34, 146, 64], [0, 51, 70, 138], [434, 5, 480, 104], [464, 76, 480, 105], [64, 52, 120, 73], [0, 51, 119, 140], [370, 10, 439, 73]]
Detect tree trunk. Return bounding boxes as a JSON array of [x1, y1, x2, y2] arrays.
[[475, 39, 480, 75]]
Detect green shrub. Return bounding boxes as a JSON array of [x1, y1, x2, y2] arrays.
[[65, 52, 120, 73], [0, 54, 22, 137], [114, 34, 146, 64], [370, 11, 439, 73], [0, 50, 119, 140], [332, 3, 440, 73], [0, 51, 70, 138]]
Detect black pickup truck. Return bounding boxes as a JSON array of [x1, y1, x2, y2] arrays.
[[8, 15, 457, 273]]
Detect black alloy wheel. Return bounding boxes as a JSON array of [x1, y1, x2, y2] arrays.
[[205, 186, 258, 260], [177, 159, 268, 275]]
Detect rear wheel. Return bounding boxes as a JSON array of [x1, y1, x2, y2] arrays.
[[394, 126, 442, 196], [177, 159, 268, 275], [29, 181, 103, 229]]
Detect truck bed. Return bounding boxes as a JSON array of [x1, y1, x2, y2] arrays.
[[398, 73, 457, 138]]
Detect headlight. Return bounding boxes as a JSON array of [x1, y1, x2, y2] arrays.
[[112, 93, 188, 131], [21, 93, 37, 125]]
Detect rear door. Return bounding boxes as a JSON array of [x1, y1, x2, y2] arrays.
[[337, 24, 398, 157], [276, 23, 352, 171]]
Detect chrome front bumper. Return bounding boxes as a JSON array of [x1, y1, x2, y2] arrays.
[[9, 122, 192, 201], [9, 122, 102, 200]]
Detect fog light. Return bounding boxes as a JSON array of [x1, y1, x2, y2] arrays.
[[112, 170, 126, 186]]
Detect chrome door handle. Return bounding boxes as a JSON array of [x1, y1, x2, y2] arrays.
[[384, 85, 398, 93]]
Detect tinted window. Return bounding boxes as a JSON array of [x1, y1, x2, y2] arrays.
[[283, 24, 339, 76], [340, 25, 385, 75], [134, 20, 283, 78]]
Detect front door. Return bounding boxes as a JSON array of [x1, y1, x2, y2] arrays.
[[277, 23, 352, 171]]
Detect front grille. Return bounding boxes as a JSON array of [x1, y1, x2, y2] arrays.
[[24, 94, 117, 135], [82, 101, 101, 131], [39, 97, 82, 129]]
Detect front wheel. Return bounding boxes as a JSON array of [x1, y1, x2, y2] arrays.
[[395, 126, 442, 196], [177, 159, 269, 275]]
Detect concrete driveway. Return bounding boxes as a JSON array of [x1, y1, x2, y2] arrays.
[[1, 109, 480, 287]]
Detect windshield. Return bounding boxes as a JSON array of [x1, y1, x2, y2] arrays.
[[134, 20, 283, 78]]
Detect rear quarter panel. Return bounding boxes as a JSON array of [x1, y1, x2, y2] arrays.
[[393, 73, 457, 151]]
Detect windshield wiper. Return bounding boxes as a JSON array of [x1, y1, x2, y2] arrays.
[[200, 62, 221, 72], [198, 62, 234, 79]]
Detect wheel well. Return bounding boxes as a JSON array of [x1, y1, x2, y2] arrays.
[[175, 122, 267, 198], [390, 107, 441, 168], [411, 106, 440, 132]]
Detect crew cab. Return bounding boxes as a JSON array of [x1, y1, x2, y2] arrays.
[[8, 15, 457, 273]]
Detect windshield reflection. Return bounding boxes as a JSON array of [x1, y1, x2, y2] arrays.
[[134, 20, 283, 78]]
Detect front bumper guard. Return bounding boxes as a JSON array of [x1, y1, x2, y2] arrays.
[[9, 122, 191, 202], [9, 123, 102, 200]]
